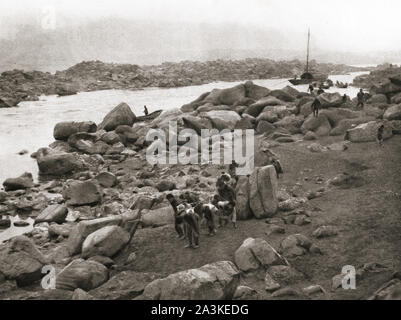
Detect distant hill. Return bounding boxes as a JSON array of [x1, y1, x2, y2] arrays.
[[1, 18, 400, 73]]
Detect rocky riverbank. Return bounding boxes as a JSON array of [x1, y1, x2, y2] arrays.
[[0, 58, 369, 108], [1, 80, 400, 300]]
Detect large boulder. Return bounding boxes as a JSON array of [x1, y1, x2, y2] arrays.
[[320, 108, 362, 127], [301, 113, 332, 136], [279, 234, 312, 257], [234, 238, 284, 272], [204, 110, 241, 130], [182, 116, 213, 135], [391, 92, 401, 104], [274, 115, 304, 134], [2, 172, 34, 191], [138, 261, 240, 300], [0, 236, 48, 286], [249, 165, 278, 219], [35, 204, 68, 224], [368, 94, 388, 104], [90, 271, 160, 300], [98, 103, 136, 131], [345, 121, 393, 143], [67, 216, 123, 255], [257, 110, 279, 123], [62, 180, 102, 206], [141, 206, 175, 228], [373, 81, 401, 95], [235, 176, 252, 220], [36, 148, 84, 176], [100, 131, 121, 145], [196, 104, 231, 113], [299, 102, 313, 117], [269, 89, 295, 102], [95, 172, 117, 188], [383, 104, 401, 121], [329, 117, 375, 136], [256, 120, 276, 135], [203, 84, 246, 106], [56, 259, 109, 291], [245, 97, 283, 117], [318, 92, 343, 108], [180, 92, 211, 113], [235, 117, 255, 130], [244, 81, 270, 100], [54, 121, 97, 141], [115, 125, 139, 144], [81, 225, 130, 259]]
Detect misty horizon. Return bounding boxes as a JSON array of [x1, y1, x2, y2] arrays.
[[0, 0, 401, 71]]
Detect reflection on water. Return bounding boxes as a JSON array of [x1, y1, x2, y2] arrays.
[[0, 215, 35, 244], [0, 72, 367, 184]]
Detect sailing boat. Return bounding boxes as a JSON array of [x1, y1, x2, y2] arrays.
[[289, 29, 328, 85]]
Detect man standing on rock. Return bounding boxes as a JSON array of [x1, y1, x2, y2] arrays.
[[144, 105, 149, 116], [377, 124, 385, 147], [311, 97, 321, 118], [357, 89, 365, 109]]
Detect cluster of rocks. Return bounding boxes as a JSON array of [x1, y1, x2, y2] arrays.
[[178, 80, 401, 147], [0, 59, 367, 107], [1, 77, 399, 300]]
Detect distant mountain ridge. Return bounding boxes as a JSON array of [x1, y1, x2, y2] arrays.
[[1, 18, 400, 73]]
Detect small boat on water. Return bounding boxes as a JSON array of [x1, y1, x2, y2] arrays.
[[135, 109, 163, 122], [336, 81, 349, 88], [289, 29, 328, 86]]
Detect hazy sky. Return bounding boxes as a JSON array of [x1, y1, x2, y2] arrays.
[[1, 0, 400, 53]]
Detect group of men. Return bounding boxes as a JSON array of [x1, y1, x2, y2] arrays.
[[166, 165, 239, 249], [165, 157, 284, 249], [308, 84, 366, 118]]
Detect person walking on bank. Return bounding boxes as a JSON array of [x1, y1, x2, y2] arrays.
[[311, 97, 321, 118], [357, 89, 365, 109], [144, 105, 149, 116], [377, 124, 385, 147]]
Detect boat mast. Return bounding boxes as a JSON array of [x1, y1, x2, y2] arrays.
[[306, 28, 310, 73]]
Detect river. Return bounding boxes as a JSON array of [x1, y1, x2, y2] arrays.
[[0, 71, 367, 184]]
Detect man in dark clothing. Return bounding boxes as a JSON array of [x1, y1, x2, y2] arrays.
[[216, 181, 237, 228], [308, 84, 314, 94], [144, 105, 149, 116], [357, 89, 365, 109], [182, 207, 200, 249], [228, 161, 239, 179], [271, 158, 283, 179], [311, 98, 321, 118], [194, 203, 218, 236], [377, 124, 384, 146], [166, 194, 185, 239]]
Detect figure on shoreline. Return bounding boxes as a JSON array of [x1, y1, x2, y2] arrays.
[[308, 84, 314, 94], [144, 105, 149, 116], [311, 97, 321, 118], [377, 124, 384, 147], [357, 89, 365, 109]]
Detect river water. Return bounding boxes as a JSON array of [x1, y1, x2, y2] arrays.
[[0, 72, 367, 184]]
